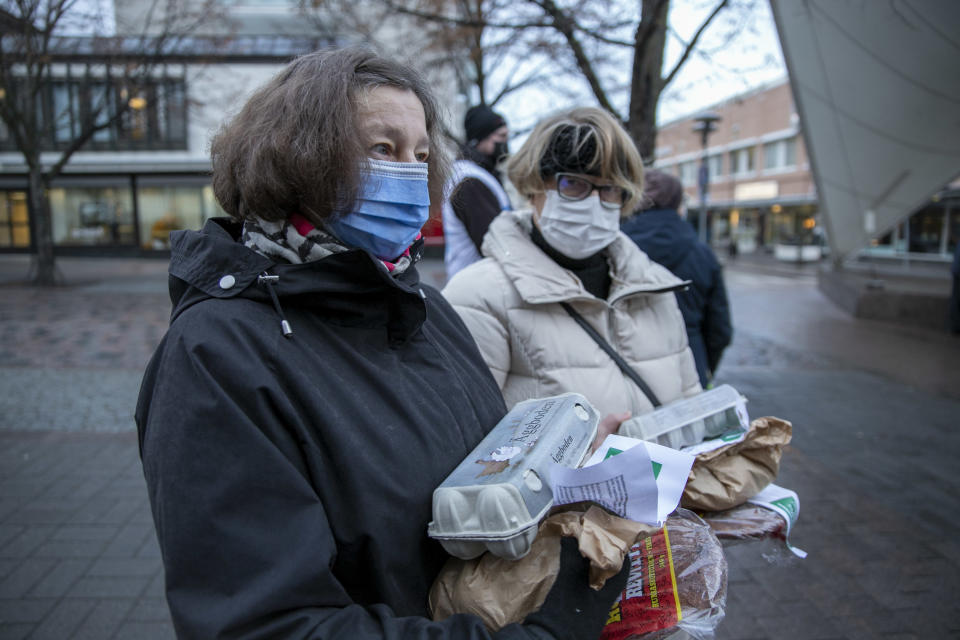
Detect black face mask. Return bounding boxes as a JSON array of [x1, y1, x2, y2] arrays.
[[492, 141, 509, 163]]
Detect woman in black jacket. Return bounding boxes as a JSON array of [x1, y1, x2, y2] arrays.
[[135, 47, 625, 640]]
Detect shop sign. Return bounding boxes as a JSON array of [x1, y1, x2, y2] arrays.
[[734, 181, 778, 201]]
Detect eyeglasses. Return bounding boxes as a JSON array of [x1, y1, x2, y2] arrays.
[[555, 173, 627, 209]]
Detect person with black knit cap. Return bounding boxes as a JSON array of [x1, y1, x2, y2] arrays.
[[621, 169, 733, 387], [442, 104, 513, 279]]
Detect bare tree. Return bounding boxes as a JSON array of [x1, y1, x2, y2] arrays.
[[0, 0, 219, 285], [308, 0, 766, 158], [302, 0, 553, 143]]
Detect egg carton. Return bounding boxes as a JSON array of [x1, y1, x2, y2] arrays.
[[428, 393, 599, 560], [618, 384, 748, 450]]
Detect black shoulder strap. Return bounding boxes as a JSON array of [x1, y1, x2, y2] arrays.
[[560, 302, 662, 408]]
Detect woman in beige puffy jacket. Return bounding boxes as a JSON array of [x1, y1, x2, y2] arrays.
[[442, 107, 702, 435]]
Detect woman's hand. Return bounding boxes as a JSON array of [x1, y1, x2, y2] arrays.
[[588, 411, 631, 457]]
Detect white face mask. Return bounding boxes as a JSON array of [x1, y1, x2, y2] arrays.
[[536, 190, 621, 259]]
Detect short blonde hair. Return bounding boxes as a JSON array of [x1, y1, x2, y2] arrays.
[[506, 107, 645, 216]]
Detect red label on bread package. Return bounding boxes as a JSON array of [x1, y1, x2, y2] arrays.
[[601, 526, 682, 640]]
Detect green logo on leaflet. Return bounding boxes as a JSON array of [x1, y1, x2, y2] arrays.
[[603, 449, 662, 479], [771, 497, 798, 524]]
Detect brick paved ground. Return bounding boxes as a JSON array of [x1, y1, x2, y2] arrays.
[[0, 254, 959, 639]]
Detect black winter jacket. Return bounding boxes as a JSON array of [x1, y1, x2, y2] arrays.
[[621, 209, 733, 386], [135, 219, 544, 639]]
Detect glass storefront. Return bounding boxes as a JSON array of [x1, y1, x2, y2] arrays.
[[711, 202, 822, 256], [0, 191, 30, 248], [49, 183, 136, 247], [0, 175, 227, 254], [870, 196, 957, 259], [137, 180, 224, 250]]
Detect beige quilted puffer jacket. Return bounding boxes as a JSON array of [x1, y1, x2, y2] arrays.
[[442, 209, 702, 421]]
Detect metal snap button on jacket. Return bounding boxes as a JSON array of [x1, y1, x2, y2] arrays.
[[219, 275, 236, 290]]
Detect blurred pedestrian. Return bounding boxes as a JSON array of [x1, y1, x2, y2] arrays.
[[727, 235, 738, 260], [442, 104, 512, 279], [136, 48, 625, 640], [621, 169, 732, 387], [443, 107, 701, 436]]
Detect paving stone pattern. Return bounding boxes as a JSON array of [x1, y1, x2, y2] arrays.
[[715, 368, 960, 640], [0, 256, 958, 639], [0, 431, 171, 640]]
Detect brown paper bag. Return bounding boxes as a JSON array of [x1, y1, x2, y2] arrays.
[[681, 416, 792, 511], [429, 505, 655, 631]]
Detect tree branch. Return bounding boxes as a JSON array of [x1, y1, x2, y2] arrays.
[[377, 0, 550, 30], [574, 25, 634, 47], [490, 69, 547, 105], [662, 0, 729, 87], [529, 0, 621, 119]]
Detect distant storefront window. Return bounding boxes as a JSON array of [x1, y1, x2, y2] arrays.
[[137, 183, 226, 250], [0, 191, 31, 248], [908, 205, 946, 253], [203, 185, 225, 221], [49, 185, 135, 246], [869, 199, 957, 258]]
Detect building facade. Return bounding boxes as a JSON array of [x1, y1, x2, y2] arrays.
[[653, 78, 959, 265], [0, 0, 335, 256], [0, 0, 462, 256], [0, 39, 327, 255], [653, 79, 821, 259]]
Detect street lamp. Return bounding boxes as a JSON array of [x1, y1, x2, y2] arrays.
[[692, 111, 721, 244]]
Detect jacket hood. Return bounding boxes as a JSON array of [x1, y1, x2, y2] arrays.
[[620, 208, 697, 271], [481, 209, 687, 305], [167, 218, 427, 344]]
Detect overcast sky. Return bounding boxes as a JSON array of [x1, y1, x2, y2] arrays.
[[659, 0, 786, 122], [492, 0, 787, 142]]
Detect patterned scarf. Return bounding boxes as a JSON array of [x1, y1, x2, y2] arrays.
[[242, 214, 416, 275]]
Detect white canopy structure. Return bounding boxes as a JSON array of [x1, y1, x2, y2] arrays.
[[770, 0, 960, 264]]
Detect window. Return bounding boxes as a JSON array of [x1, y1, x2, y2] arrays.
[[51, 83, 78, 143], [0, 74, 188, 152], [763, 137, 798, 172], [680, 161, 698, 187], [137, 183, 225, 250], [0, 192, 31, 248], [784, 137, 797, 167], [707, 154, 723, 182], [729, 147, 755, 176], [48, 185, 135, 246]]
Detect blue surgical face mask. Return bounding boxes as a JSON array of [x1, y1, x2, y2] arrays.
[[326, 159, 431, 260]]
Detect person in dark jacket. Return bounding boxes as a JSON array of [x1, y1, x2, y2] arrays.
[[135, 47, 626, 640], [621, 169, 733, 387]]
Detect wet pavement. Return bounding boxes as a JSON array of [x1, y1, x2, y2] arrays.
[[1, 253, 959, 639]]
